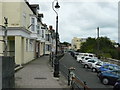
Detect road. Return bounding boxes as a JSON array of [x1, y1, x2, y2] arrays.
[[59, 53, 113, 89]]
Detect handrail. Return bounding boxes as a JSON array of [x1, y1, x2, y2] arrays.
[[72, 77, 91, 90]]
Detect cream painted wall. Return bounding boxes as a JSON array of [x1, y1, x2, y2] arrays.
[[15, 36, 35, 64], [0, 2, 40, 64], [20, 2, 33, 30], [15, 36, 22, 64], [71, 37, 81, 51], [0, 2, 33, 30], [0, 2, 3, 25], [23, 38, 35, 64], [1, 2, 21, 27], [40, 42, 44, 56]]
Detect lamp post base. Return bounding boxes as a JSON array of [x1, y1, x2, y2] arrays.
[[53, 57, 59, 77]]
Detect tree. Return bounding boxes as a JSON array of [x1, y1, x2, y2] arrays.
[[80, 37, 119, 59]]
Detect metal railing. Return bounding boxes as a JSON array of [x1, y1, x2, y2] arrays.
[[59, 63, 91, 90], [101, 57, 120, 66]]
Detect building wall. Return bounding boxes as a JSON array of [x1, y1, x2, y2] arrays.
[[0, 2, 33, 30], [40, 42, 45, 56], [20, 2, 33, 30], [23, 38, 35, 64], [71, 37, 86, 51], [15, 36, 23, 64], [15, 36, 35, 64], [71, 37, 81, 51], [0, 2, 36, 65], [0, 2, 3, 25], [1, 2, 21, 27]]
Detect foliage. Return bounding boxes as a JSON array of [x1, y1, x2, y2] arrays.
[[80, 37, 119, 60]]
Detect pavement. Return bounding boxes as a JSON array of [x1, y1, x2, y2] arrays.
[[15, 56, 69, 89]]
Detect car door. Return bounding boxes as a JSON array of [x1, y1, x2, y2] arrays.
[[109, 71, 119, 84]]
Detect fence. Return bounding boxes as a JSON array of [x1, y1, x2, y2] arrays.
[[101, 58, 120, 66], [59, 63, 91, 90], [49, 53, 64, 67], [1, 56, 15, 89]]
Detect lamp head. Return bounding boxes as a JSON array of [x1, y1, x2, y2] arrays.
[[55, 2, 60, 9]]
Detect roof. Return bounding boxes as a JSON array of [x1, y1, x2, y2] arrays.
[[24, 0, 39, 15]]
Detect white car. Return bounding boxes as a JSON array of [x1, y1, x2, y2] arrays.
[[90, 61, 111, 72], [76, 56, 85, 62], [82, 57, 97, 64], [76, 53, 96, 62], [82, 58, 100, 69], [90, 61, 103, 72]]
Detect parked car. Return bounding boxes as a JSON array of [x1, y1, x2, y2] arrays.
[[82, 57, 98, 64], [83, 58, 101, 69], [76, 53, 96, 61], [113, 79, 120, 90], [74, 52, 80, 59], [76, 56, 85, 62], [97, 64, 120, 74], [98, 70, 120, 85], [90, 61, 105, 72]]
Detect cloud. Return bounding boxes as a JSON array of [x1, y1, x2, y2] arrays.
[[30, 0, 118, 43], [58, 2, 118, 43]]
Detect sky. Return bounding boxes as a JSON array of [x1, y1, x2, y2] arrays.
[[29, 0, 119, 43]]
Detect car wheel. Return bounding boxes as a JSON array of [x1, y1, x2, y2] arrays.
[[79, 60, 82, 63], [84, 65, 88, 68], [92, 68, 96, 72], [102, 78, 109, 85]]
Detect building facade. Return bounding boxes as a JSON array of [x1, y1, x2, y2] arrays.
[[71, 37, 86, 51], [0, 1, 51, 65]]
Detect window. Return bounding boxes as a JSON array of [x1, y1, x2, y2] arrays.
[[108, 65, 114, 70], [31, 18, 35, 31], [29, 39, 34, 51], [103, 65, 109, 69], [46, 45, 50, 51], [46, 34, 49, 41], [42, 30, 44, 38], [26, 39, 28, 51], [23, 13, 26, 27], [37, 25, 40, 34]]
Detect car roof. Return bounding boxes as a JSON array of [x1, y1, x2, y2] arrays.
[[102, 64, 119, 67]]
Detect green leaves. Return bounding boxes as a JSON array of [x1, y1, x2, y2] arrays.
[[80, 37, 119, 59]]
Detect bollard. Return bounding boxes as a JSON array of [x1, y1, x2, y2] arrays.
[[51, 52, 54, 67], [68, 67, 75, 86], [83, 81, 87, 90]]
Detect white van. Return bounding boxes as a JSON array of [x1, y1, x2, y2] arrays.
[[76, 53, 96, 62]]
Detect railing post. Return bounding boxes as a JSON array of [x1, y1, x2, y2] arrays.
[[68, 69, 70, 86], [83, 81, 87, 90], [68, 67, 75, 86]]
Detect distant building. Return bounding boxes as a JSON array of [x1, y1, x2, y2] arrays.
[[71, 37, 86, 51]]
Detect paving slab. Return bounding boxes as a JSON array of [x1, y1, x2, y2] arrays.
[[15, 56, 68, 89]]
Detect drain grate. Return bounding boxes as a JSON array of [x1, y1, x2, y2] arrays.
[[34, 77, 47, 79]]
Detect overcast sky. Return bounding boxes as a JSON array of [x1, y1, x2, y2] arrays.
[[29, 0, 118, 43]]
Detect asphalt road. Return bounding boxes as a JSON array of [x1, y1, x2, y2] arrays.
[[59, 53, 113, 89]]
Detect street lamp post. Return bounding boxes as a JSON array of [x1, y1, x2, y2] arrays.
[[97, 27, 100, 58], [52, 0, 60, 77], [4, 17, 8, 56], [0, 17, 8, 56]]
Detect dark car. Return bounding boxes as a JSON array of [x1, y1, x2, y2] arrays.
[[98, 70, 120, 85], [113, 79, 120, 90], [97, 64, 120, 73]]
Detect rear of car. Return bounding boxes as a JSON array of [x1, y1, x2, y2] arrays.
[[113, 79, 120, 90], [98, 70, 120, 85]]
